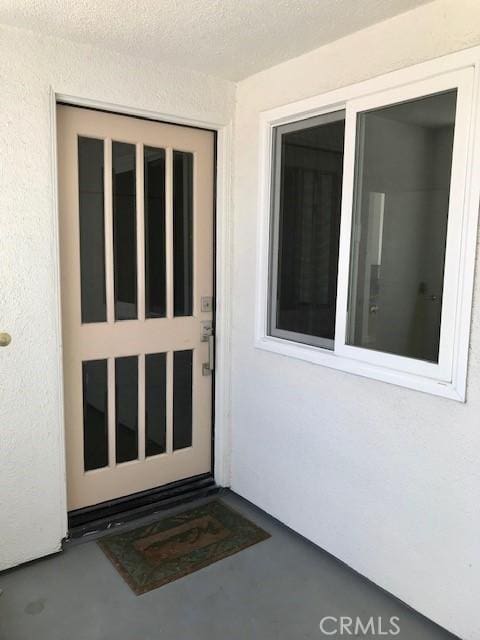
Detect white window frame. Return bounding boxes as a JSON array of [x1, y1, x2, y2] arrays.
[[255, 47, 480, 401]]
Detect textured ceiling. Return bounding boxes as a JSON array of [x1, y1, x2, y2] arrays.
[[0, 0, 433, 81]]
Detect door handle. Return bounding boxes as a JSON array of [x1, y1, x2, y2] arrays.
[[202, 335, 215, 376], [0, 332, 11, 347]]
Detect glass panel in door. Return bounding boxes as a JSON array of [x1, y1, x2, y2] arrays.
[[173, 151, 194, 317], [144, 146, 166, 319], [113, 141, 137, 321], [82, 359, 108, 471], [145, 352, 167, 457], [115, 356, 139, 463], [173, 349, 193, 450], [78, 137, 106, 324]]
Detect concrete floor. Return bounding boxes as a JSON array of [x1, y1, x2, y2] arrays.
[[0, 491, 456, 640]]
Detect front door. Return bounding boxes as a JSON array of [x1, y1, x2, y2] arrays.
[[57, 105, 214, 511]]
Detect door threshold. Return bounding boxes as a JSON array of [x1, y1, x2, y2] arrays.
[[67, 473, 219, 540]]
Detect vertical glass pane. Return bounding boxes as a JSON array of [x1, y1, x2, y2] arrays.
[[347, 90, 457, 363], [145, 353, 167, 456], [144, 147, 166, 318], [115, 356, 138, 463], [271, 114, 345, 347], [82, 359, 108, 471], [113, 141, 137, 321], [173, 350, 193, 450], [78, 137, 106, 323], [173, 151, 193, 317]]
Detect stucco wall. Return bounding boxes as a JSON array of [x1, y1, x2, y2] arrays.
[[231, 1, 480, 639], [0, 24, 235, 571]]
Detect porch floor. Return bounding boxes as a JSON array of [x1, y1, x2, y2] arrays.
[[0, 491, 455, 640]]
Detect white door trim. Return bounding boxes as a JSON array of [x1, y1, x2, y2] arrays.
[[49, 90, 233, 532]]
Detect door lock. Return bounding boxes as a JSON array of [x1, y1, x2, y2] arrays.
[[201, 321, 213, 342]]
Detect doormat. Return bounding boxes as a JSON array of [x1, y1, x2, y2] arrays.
[[97, 500, 271, 595]]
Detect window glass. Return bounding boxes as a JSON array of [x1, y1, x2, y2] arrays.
[[347, 90, 457, 362], [270, 112, 345, 348]]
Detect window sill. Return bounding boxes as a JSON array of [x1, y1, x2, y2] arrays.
[[255, 334, 465, 402]]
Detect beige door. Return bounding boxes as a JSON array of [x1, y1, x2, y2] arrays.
[[57, 105, 214, 511]]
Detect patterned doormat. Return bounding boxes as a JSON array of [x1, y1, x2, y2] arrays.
[[98, 500, 271, 595]]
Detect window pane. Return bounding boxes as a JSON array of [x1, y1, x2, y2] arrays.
[[145, 352, 167, 457], [145, 147, 166, 318], [113, 141, 137, 321], [78, 137, 106, 323], [173, 350, 193, 450], [82, 359, 108, 471], [347, 90, 457, 362], [271, 113, 345, 347], [173, 151, 193, 317], [115, 355, 138, 463]]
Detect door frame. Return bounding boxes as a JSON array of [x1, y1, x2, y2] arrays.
[[49, 89, 233, 533]]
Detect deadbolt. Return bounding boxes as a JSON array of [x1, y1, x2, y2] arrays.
[[0, 332, 11, 347], [201, 296, 213, 313]]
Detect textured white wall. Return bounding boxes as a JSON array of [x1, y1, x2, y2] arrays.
[[231, 1, 480, 639], [0, 24, 235, 571]]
